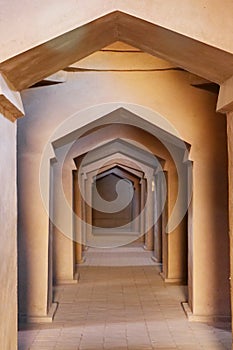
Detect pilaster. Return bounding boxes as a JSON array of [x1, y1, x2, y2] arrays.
[[73, 170, 84, 264], [217, 78, 233, 326], [144, 174, 154, 251]]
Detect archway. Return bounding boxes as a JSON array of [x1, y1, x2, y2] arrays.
[[0, 4, 232, 349], [32, 108, 190, 322], [17, 80, 229, 325], [92, 167, 140, 232]]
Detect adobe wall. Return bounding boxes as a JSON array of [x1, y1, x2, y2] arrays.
[[0, 114, 17, 350], [1, 0, 233, 63]]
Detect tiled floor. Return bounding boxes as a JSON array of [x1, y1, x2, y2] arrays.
[[18, 246, 232, 350]]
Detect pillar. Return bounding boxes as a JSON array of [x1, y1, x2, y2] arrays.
[[160, 164, 187, 284], [81, 173, 87, 250], [18, 147, 56, 322], [140, 178, 146, 238], [226, 112, 233, 323], [52, 161, 76, 284], [73, 170, 84, 264], [153, 171, 163, 263], [144, 175, 154, 251], [133, 181, 140, 232], [85, 173, 93, 247], [217, 78, 233, 327]]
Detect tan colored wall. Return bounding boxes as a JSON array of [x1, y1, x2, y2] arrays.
[[0, 114, 17, 350], [93, 174, 133, 228], [18, 50, 230, 318], [1, 0, 233, 63], [17, 128, 50, 318]]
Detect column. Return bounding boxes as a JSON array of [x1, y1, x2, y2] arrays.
[[73, 170, 84, 264], [153, 172, 163, 263], [81, 173, 87, 250], [53, 161, 77, 284], [144, 175, 154, 251], [160, 164, 187, 284], [227, 112, 233, 323], [18, 149, 56, 322], [133, 180, 140, 232], [140, 178, 146, 237], [218, 82, 233, 326], [85, 173, 93, 247]]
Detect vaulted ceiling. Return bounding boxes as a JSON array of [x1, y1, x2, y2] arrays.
[[1, 10, 233, 91]]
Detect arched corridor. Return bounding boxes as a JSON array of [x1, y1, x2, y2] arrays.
[[15, 41, 231, 348], [17, 106, 230, 348], [1, 3, 233, 349]]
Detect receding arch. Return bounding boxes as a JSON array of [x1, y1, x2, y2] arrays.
[[17, 93, 229, 325], [42, 105, 190, 237], [92, 166, 139, 231], [50, 120, 188, 284]]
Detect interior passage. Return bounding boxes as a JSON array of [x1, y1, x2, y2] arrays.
[[18, 246, 231, 350]]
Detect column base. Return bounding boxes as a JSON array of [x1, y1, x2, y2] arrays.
[[159, 272, 184, 284], [76, 257, 86, 264], [151, 256, 162, 264], [19, 303, 58, 324], [143, 244, 153, 251], [182, 302, 231, 323], [56, 273, 80, 285]]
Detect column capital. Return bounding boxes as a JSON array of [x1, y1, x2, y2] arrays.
[[217, 75, 233, 114], [86, 171, 95, 184], [81, 172, 88, 181], [0, 74, 24, 121], [62, 158, 77, 172], [154, 168, 165, 175], [140, 177, 146, 185]]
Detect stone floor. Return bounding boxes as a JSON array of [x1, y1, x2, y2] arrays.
[[18, 246, 232, 350]]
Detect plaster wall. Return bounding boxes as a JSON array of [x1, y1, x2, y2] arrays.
[[0, 114, 17, 350], [17, 137, 49, 318], [1, 0, 233, 63], [18, 64, 229, 317], [93, 173, 134, 229]]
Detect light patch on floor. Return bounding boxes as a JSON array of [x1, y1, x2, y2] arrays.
[[18, 246, 231, 350]]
